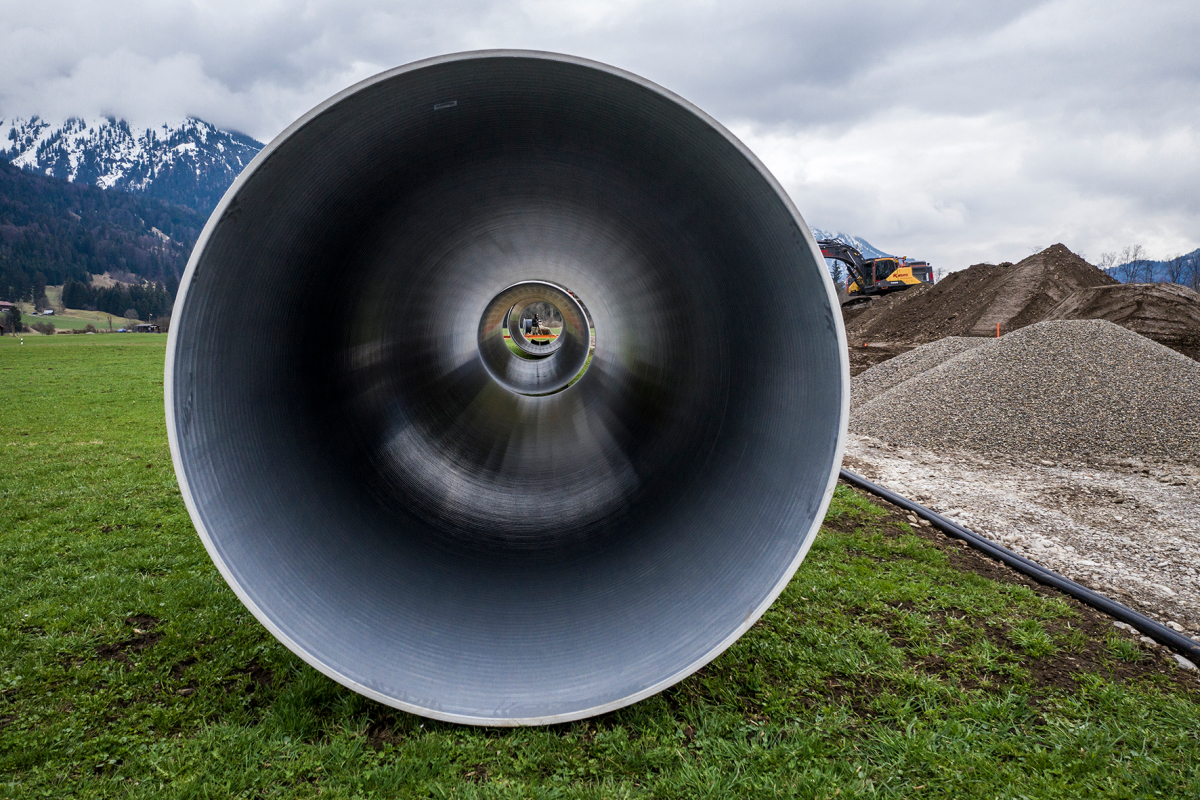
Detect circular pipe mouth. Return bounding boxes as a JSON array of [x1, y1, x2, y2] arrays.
[[507, 299, 565, 356], [166, 50, 848, 726], [499, 284, 568, 357], [479, 281, 589, 395]]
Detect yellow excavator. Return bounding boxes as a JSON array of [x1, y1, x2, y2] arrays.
[[819, 239, 933, 306]]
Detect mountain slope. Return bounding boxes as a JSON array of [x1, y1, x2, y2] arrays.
[[1, 116, 262, 216], [0, 158, 205, 302]]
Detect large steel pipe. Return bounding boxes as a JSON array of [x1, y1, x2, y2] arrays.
[[166, 51, 848, 725]]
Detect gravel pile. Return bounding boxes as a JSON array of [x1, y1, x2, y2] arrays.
[[852, 336, 988, 406], [851, 319, 1200, 464], [1046, 282, 1200, 362]]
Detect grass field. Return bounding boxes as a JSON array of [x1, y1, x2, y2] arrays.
[[12, 302, 136, 333], [1, 335, 1198, 798], [13, 286, 141, 333]]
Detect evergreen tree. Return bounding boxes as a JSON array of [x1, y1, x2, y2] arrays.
[[4, 305, 20, 335]]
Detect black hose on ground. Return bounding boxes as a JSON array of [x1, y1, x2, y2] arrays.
[[839, 468, 1200, 663]]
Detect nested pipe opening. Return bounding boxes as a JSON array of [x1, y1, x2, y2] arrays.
[[478, 281, 588, 394]]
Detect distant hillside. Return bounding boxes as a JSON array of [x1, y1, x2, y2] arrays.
[[1, 116, 262, 216], [0, 158, 205, 304], [1105, 249, 1200, 288]]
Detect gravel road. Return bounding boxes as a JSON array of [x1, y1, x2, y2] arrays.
[[845, 434, 1200, 642]]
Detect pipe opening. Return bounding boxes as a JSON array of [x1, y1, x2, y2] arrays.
[[479, 281, 591, 395]]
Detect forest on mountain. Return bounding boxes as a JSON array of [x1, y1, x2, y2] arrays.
[[0, 159, 204, 307]]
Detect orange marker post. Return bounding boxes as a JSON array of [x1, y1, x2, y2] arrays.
[[996, 322, 1000, 338]]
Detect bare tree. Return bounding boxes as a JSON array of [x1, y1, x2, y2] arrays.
[[1137, 255, 1159, 283], [1187, 252, 1200, 292], [1164, 254, 1186, 285], [1097, 252, 1117, 276], [1115, 244, 1146, 283]]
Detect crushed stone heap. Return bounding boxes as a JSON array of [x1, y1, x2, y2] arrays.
[[850, 319, 1200, 465], [852, 337, 988, 406], [843, 244, 1116, 344]]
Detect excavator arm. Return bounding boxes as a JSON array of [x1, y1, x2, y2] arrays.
[[817, 239, 874, 293]]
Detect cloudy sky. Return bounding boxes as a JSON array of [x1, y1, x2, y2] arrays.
[[2, 0, 1197, 269]]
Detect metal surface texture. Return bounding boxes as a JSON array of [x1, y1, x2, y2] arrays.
[[166, 50, 849, 725]]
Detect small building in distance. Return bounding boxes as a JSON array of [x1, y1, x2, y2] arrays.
[[134, 323, 160, 333]]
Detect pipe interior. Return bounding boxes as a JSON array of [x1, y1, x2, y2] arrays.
[[170, 54, 845, 723]]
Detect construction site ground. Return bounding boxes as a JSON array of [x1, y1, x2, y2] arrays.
[[839, 246, 1200, 657], [844, 435, 1200, 651], [847, 342, 915, 376]]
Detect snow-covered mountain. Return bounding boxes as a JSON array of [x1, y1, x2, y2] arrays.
[[1, 116, 262, 216], [809, 228, 893, 259]]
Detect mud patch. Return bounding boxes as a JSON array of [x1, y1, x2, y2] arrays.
[[94, 617, 164, 666], [171, 656, 197, 681], [463, 764, 490, 784], [125, 614, 160, 631], [226, 657, 274, 692]]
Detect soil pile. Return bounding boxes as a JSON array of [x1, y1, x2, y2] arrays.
[[843, 244, 1116, 344], [851, 320, 1200, 464], [852, 337, 988, 406], [1047, 283, 1200, 361]]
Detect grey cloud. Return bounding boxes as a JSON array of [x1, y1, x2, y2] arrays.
[[1, 0, 1197, 266]]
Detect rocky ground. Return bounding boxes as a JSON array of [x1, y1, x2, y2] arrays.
[[844, 433, 1200, 650], [851, 320, 1200, 465]]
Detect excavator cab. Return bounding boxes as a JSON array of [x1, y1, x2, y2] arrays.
[[871, 258, 899, 284]]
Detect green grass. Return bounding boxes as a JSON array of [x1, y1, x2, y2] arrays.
[[2, 335, 1198, 798], [14, 294, 137, 333]]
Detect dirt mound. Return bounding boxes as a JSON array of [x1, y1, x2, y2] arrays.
[[1047, 283, 1200, 360], [851, 319, 1200, 464], [843, 244, 1116, 344]]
